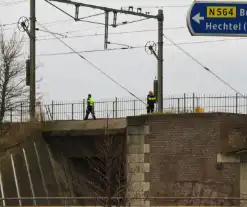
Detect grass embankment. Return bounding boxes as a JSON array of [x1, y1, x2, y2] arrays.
[[0, 121, 42, 154]]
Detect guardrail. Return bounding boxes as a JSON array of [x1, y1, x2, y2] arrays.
[[2, 93, 247, 122], [0, 196, 243, 206]]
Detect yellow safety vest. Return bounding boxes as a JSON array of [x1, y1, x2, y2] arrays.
[[88, 97, 94, 106], [148, 97, 156, 101]]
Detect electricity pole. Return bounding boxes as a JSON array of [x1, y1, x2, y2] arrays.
[[45, 0, 164, 111], [30, 0, 36, 119], [157, 9, 164, 112]]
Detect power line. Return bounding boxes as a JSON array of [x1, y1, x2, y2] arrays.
[[176, 38, 247, 45], [35, 30, 245, 43], [0, 19, 104, 33], [32, 28, 247, 43], [4, 25, 199, 43], [29, 28, 247, 44], [37, 21, 146, 104], [37, 46, 144, 56], [36, 26, 105, 38], [36, 27, 158, 39], [0, 22, 18, 31], [121, 5, 190, 9], [1, 19, 73, 30], [5, 26, 186, 42], [36, 37, 247, 57], [6, 24, 245, 46], [9, 23, 247, 45], [41, 19, 74, 26], [163, 33, 245, 97], [0, 0, 27, 7], [1, 19, 74, 30], [139, 5, 190, 8], [43, 19, 104, 28], [0, 22, 16, 26], [24, 27, 185, 42]]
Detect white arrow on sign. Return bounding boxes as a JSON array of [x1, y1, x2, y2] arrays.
[[192, 13, 204, 24]]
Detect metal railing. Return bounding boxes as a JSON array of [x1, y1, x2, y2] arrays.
[[2, 93, 247, 122], [0, 196, 243, 206]]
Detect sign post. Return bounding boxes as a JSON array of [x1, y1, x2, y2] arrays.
[[187, 1, 247, 36]]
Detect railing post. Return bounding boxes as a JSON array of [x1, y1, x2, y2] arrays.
[[83, 99, 85, 119], [10, 108, 12, 122], [51, 100, 54, 120], [112, 101, 115, 118], [106, 102, 109, 118], [134, 100, 136, 116], [20, 103, 23, 123], [196, 97, 199, 108], [71, 103, 74, 120], [192, 93, 195, 113], [115, 97, 118, 118], [236, 93, 238, 114], [183, 93, 186, 112], [177, 98, 180, 113]]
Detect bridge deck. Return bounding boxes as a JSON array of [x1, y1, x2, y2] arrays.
[[42, 118, 127, 132]]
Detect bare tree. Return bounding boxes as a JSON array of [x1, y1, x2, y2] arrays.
[[79, 121, 129, 207], [0, 27, 41, 123]]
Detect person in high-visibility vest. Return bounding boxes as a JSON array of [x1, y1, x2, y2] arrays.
[[84, 94, 96, 120], [147, 90, 156, 114]]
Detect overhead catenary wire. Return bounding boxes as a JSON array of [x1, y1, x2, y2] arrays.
[[163, 33, 245, 97], [37, 37, 247, 57], [37, 46, 144, 56], [0, 17, 103, 32], [37, 22, 146, 104], [5, 24, 244, 45], [5, 26, 246, 44], [2, 26, 186, 42], [23, 27, 247, 44], [0, 0, 27, 7], [115, 18, 151, 27], [0, 22, 18, 31], [0, 22, 16, 27], [5, 26, 186, 43], [137, 5, 190, 8], [25, 26, 187, 42]]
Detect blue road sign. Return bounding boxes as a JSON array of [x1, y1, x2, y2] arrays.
[[187, 1, 247, 36]]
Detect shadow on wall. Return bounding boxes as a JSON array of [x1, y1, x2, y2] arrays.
[[45, 133, 127, 206], [0, 133, 75, 206]]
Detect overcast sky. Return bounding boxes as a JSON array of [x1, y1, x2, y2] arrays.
[[1, 0, 246, 103]]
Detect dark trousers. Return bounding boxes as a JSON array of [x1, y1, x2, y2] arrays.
[[147, 106, 154, 114], [84, 107, 96, 120]]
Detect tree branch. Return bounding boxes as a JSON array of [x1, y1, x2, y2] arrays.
[[0, 27, 42, 123]]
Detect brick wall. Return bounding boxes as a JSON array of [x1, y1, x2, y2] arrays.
[[127, 113, 241, 207], [220, 113, 247, 153]]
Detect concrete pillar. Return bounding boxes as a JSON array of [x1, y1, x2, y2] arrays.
[[217, 152, 247, 206], [126, 125, 150, 207]]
